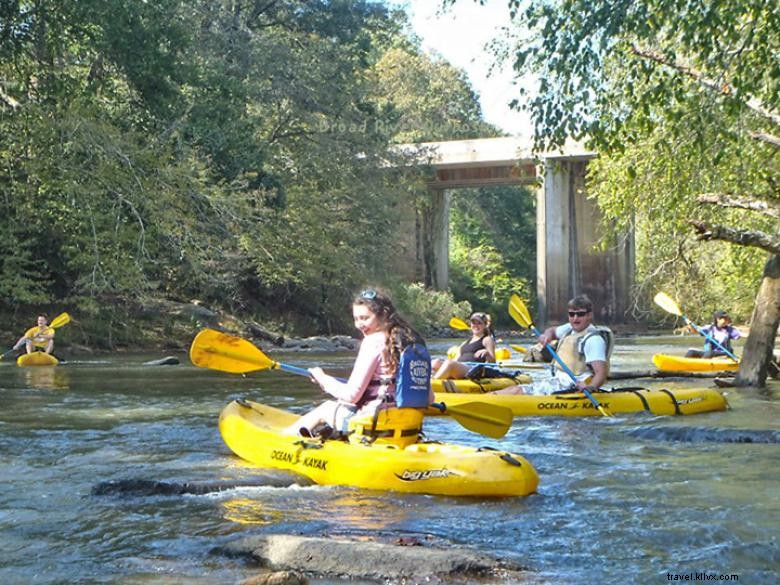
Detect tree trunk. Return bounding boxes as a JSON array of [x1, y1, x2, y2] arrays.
[[735, 254, 780, 387]]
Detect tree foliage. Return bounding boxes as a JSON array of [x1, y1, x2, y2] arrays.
[[0, 0, 508, 342], [476, 0, 779, 384]]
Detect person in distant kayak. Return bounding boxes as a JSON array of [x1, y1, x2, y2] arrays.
[[286, 288, 433, 438], [493, 294, 612, 395], [684, 310, 741, 359], [432, 312, 497, 379], [13, 315, 55, 355]]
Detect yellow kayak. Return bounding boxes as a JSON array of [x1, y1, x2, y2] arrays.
[[431, 374, 531, 394], [219, 400, 539, 497], [653, 354, 739, 373], [17, 352, 59, 367], [430, 387, 728, 417]]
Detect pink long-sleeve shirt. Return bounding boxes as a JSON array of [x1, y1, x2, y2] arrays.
[[316, 331, 395, 405]]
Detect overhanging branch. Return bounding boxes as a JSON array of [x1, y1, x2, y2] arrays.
[[697, 193, 780, 220], [689, 220, 780, 255]]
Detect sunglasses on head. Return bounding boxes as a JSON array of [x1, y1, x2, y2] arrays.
[[568, 310, 590, 318], [360, 288, 377, 300]]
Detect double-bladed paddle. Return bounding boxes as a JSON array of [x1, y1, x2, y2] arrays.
[[1, 312, 71, 361], [653, 292, 740, 362], [189, 328, 513, 439], [508, 294, 612, 417]]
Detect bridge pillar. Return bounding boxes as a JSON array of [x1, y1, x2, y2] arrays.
[[536, 158, 634, 324], [418, 188, 451, 289]]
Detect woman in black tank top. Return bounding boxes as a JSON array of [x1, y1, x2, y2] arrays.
[[432, 312, 496, 379]]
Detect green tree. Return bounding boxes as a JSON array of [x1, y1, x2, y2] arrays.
[[465, 0, 780, 385]]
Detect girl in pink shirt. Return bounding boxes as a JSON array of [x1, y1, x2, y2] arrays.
[[289, 288, 432, 437]]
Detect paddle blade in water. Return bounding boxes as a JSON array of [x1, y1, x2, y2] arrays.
[[438, 401, 513, 439], [510, 344, 528, 354], [448, 316, 470, 330], [190, 329, 277, 374], [653, 292, 683, 317]]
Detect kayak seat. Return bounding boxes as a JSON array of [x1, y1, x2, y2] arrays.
[[348, 408, 424, 448]]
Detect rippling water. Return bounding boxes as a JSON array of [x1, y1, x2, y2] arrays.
[[0, 336, 778, 584]]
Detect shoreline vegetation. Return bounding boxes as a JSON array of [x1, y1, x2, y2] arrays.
[[2, 297, 757, 358]]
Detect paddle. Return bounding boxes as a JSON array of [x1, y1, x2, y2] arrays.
[[509, 344, 528, 354], [1, 312, 71, 361], [508, 294, 612, 417], [448, 316, 470, 330], [653, 293, 739, 362], [190, 328, 513, 438]]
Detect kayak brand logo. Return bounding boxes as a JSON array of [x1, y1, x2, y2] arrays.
[[395, 468, 460, 482], [302, 456, 328, 471], [271, 449, 296, 464]]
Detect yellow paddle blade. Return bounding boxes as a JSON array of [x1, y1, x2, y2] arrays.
[[190, 328, 278, 374], [50, 312, 71, 329], [510, 344, 528, 354], [442, 402, 513, 439], [508, 294, 533, 329], [448, 316, 470, 330], [653, 292, 683, 317]]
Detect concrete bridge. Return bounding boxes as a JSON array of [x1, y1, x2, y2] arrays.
[[394, 137, 634, 324]]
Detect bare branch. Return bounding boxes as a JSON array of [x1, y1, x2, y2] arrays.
[[630, 44, 780, 127], [697, 193, 780, 219], [749, 131, 780, 150], [689, 220, 780, 255]]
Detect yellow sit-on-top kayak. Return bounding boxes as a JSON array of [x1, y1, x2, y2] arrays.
[[17, 352, 59, 367], [218, 400, 539, 497], [430, 374, 531, 394], [430, 387, 728, 417], [652, 354, 739, 373]]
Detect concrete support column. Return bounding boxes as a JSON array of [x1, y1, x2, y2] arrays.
[[420, 188, 451, 289], [537, 158, 634, 324]]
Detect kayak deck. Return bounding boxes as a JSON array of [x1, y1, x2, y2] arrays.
[[17, 352, 59, 367], [431, 387, 728, 417]]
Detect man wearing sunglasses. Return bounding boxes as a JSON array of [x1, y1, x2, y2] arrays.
[[495, 294, 611, 395]]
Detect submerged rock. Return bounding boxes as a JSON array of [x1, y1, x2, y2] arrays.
[[225, 534, 531, 583]]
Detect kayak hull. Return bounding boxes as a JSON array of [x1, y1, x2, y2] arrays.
[[219, 400, 539, 497], [430, 387, 728, 417], [17, 352, 59, 367], [653, 354, 739, 373], [431, 375, 531, 394]]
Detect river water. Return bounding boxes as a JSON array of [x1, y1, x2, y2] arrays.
[[0, 336, 778, 584]]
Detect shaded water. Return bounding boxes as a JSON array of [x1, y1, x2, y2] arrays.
[[0, 336, 778, 584]]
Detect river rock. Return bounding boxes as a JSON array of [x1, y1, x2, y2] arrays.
[[226, 534, 529, 582], [282, 336, 358, 352], [242, 570, 307, 585]]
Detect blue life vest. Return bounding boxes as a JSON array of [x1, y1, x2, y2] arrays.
[[394, 343, 431, 408]]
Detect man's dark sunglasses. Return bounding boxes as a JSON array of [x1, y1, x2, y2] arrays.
[[568, 310, 590, 317]]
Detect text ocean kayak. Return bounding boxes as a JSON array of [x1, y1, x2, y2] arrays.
[[17, 352, 59, 367], [652, 354, 739, 373], [219, 400, 539, 497], [430, 387, 728, 417]]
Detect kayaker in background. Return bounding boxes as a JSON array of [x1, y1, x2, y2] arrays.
[[286, 288, 433, 438], [684, 310, 741, 359], [12, 315, 55, 355], [492, 294, 612, 395], [431, 312, 497, 379]]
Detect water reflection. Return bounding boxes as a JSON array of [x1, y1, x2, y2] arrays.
[[221, 497, 283, 526], [23, 366, 70, 390]]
